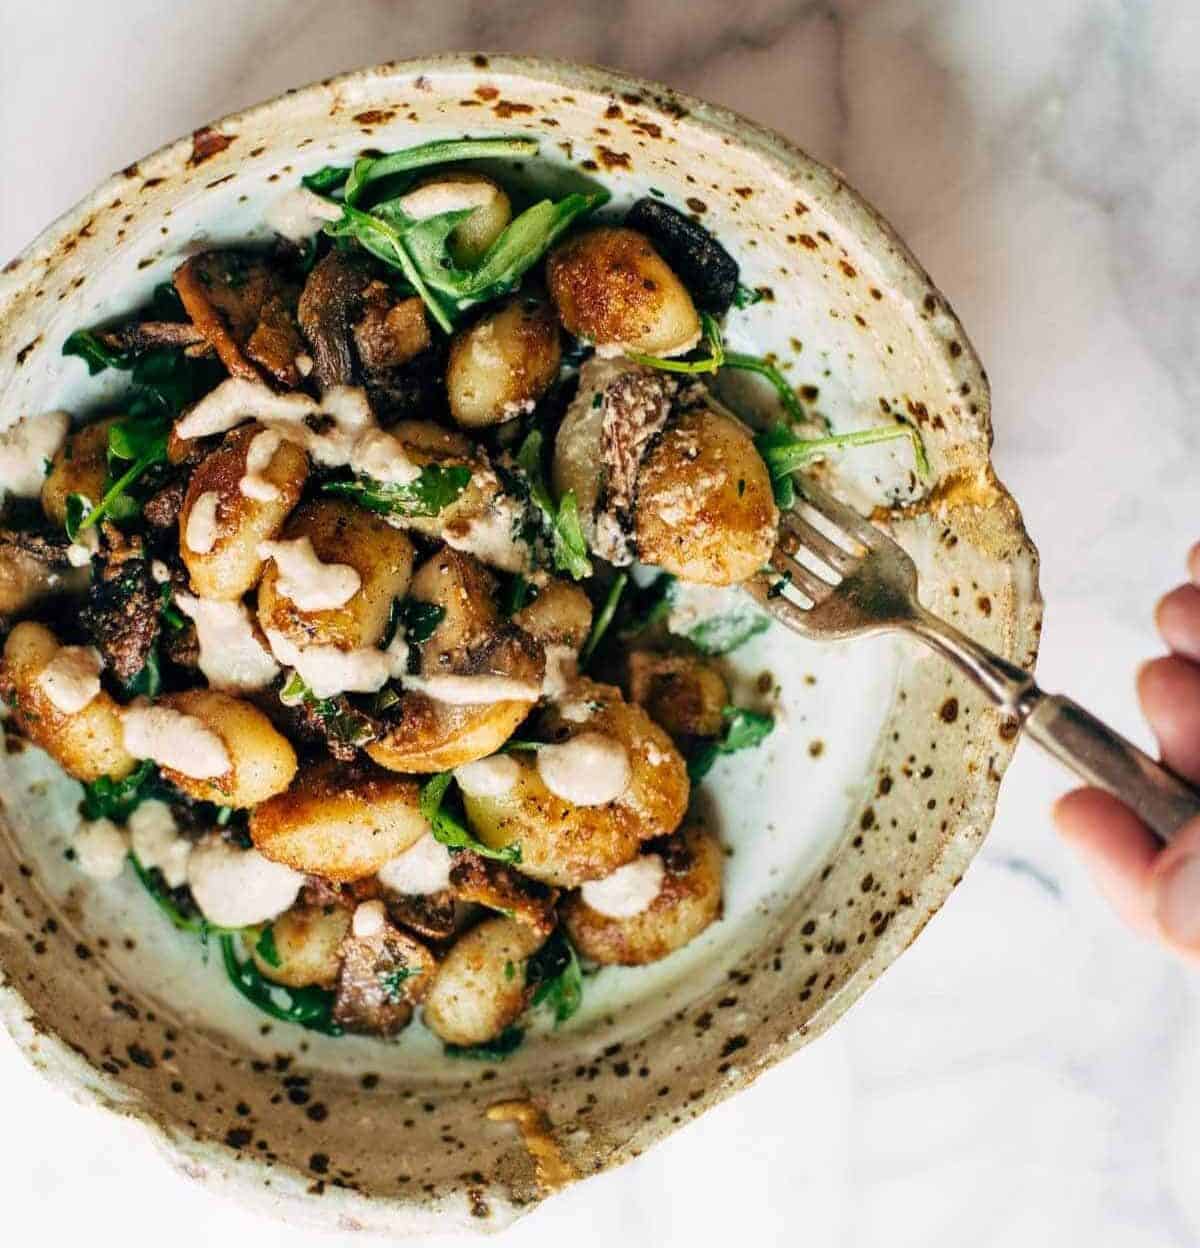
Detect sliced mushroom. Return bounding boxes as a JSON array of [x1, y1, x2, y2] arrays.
[[333, 916, 437, 1037], [296, 249, 374, 388], [174, 250, 305, 388], [449, 851, 560, 938]]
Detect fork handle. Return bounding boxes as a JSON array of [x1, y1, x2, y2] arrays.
[[908, 608, 1200, 842]]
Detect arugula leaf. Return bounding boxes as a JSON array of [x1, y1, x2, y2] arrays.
[[722, 352, 808, 426], [628, 312, 724, 375], [279, 672, 377, 748], [63, 330, 130, 374], [527, 930, 583, 1026], [419, 772, 521, 865], [160, 581, 186, 631], [378, 966, 417, 1004], [397, 599, 445, 645], [682, 601, 770, 656], [342, 137, 539, 205], [255, 925, 282, 969], [121, 645, 162, 700], [326, 188, 607, 331], [302, 164, 351, 195], [64, 493, 90, 543], [580, 573, 628, 667], [732, 284, 765, 309], [515, 429, 592, 580], [323, 463, 472, 519], [755, 421, 930, 508], [688, 706, 775, 782], [220, 934, 343, 1036], [501, 572, 536, 617], [444, 1024, 525, 1061], [81, 759, 158, 822]]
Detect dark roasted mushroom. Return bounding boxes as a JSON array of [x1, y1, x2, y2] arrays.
[[296, 249, 374, 388], [449, 852, 560, 938], [174, 250, 305, 388], [333, 914, 436, 1037], [79, 557, 158, 683], [625, 198, 740, 315], [382, 889, 459, 942]]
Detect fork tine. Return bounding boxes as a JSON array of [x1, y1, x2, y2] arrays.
[[769, 547, 835, 602], [746, 571, 816, 631], [780, 510, 861, 575], [796, 478, 883, 548]]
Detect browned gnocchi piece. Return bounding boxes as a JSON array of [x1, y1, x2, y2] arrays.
[[563, 825, 723, 965], [461, 679, 689, 887], [422, 916, 545, 1047], [635, 401, 777, 585], [0, 621, 134, 782], [40, 416, 118, 527], [251, 902, 352, 988], [625, 650, 729, 739], [547, 226, 701, 357], [446, 297, 561, 429], [179, 424, 308, 600], [405, 171, 511, 268], [256, 498, 414, 651], [250, 758, 427, 882]]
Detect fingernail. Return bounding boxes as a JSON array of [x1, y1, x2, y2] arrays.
[[1153, 854, 1200, 948]]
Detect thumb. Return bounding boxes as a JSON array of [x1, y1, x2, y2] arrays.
[[1149, 815, 1200, 954]]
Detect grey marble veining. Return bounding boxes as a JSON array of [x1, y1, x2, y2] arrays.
[[2, 2, 1199, 1244]]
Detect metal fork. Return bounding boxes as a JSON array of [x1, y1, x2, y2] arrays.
[[744, 478, 1200, 841]]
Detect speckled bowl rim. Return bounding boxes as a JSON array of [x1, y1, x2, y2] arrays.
[[0, 52, 1041, 1235]]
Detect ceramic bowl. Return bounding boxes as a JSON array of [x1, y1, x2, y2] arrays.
[[0, 54, 1040, 1234]]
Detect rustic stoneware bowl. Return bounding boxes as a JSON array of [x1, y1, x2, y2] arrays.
[[0, 54, 1040, 1235]]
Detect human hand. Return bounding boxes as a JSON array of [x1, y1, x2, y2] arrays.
[[1054, 543, 1200, 956]]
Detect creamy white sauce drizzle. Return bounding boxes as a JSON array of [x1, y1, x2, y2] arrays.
[[36, 644, 101, 713], [580, 854, 665, 918], [66, 524, 99, 567], [266, 628, 409, 700], [0, 410, 68, 498], [186, 490, 221, 554], [122, 704, 230, 778], [258, 537, 361, 611], [74, 818, 129, 882], [239, 428, 283, 501], [442, 490, 527, 573], [263, 186, 343, 242], [454, 753, 520, 798], [175, 593, 280, 692], [150, 559, 171, 584], [541, 645, 579, 700], [128, 800, 191, 888], [536, 732, 631, 806], [187, 837, 304, 928], [377, 833, 453, 896], [349, 428, 421, 485], [402, 673, 541, 705], [352, 899, 387, 939]]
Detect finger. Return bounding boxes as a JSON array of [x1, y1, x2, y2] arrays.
[[1157, 584, 1200, 663], [1188, 541, 1200, 586], [1138, 655, 1200, 784], [1149, 815, 1200, 955], [1053, 788, 1158, 934]]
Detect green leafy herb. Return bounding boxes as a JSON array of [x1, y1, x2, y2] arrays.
[[323, 463, 472, 519], [378, 966, 417, 1004], [722, 352, 807, 425], [526, 930, 583, 1026], [255, 925, 283, 968], [681, 600, 770, 656], [64, 493, 90, 542], [302, 164, 350, 195], [326, 184, 607, 332], [220, 934, 343, 1036], [279, 673, 377, 748], [398, 599, 445, 646], [504, 959, 516, 980], [419, 772, 521, 865], [501, 572, 535, 617], [688, 706, 775, 782], [160, 581, 186, 631], [755, 421, 930, 508], [580, 573, 628, 667], [62, 330, 130, 374], [628, 311, 724, 375], [81, 759, 158, 822], [121, 645, 162, 700], [515, 429, 592, 580], [732, 284, 765, 309], [444, 1024, 525, 1061], [340, 137, 539, 206], [215, 805, 234, 827]]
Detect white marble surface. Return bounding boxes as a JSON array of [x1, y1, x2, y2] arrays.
[[2, 1, 1199, 1244]]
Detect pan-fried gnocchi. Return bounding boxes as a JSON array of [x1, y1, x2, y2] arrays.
[[5, 134, 864, 1050]]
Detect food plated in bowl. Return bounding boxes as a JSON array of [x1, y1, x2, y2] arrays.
[[0, 56, 1040, 1233]]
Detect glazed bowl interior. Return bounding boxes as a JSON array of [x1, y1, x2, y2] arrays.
[[0, 55, 1039, 1234]]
